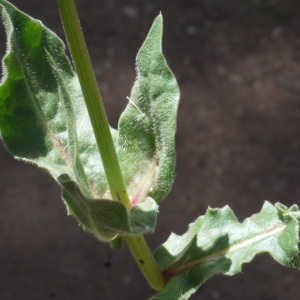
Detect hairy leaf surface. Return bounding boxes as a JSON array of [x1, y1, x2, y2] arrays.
[[58, 175, 158, 241], [0, 1, 179, 239], [0, 2, 179, 200], [118, 14, 180, 203], [152, 202, 300, 300], [0, 0, 108, 199]]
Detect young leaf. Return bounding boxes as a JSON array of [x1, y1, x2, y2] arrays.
[[152, 201, 300, 300], [117, 14, 180, 203]]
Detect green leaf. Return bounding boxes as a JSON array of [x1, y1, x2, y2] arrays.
[[152, 201, 300, 300], [0, 0, 110, 199], [0, 2, 177, 238], [58, 175, 158, 241], [129, 197, 159, 234], [0, 2, 179, 203], [58, 174, 92, 232], [117, 13, 180, 203]]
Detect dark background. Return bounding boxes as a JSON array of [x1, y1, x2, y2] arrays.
[[1, 0, 300, 299]]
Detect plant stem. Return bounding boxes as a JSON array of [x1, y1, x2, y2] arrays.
[[56, 0, 130, 209], [124, 235, 166, 290], [56, 0, 165, 291]]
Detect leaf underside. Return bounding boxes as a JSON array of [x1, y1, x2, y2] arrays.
[[151, 201, 300, 300], [0, 0, 179, 240]]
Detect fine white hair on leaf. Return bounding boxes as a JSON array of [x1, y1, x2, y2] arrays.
[[126, 96, 143, 113]]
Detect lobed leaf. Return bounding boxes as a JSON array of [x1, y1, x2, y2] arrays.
[[152, 201, 300, 300]]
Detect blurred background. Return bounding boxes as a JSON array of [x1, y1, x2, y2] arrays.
[[1, 0, 300, 299]]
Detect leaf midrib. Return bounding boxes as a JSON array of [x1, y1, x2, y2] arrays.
[[168, 222, 285, 276]]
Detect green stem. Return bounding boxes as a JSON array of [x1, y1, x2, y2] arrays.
[[56, 0, 165, 291], [56, 0, 130, 208], [124, 235, 166, 290]]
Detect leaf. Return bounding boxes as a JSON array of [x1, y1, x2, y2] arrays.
[[0, 2, 179, 201], [0, 0, 110, 199], [117, 13, 180, 203], [58, 174, 93, 232], [0, 2, 178, 238], [129, 197, 159, 234], [58, 175, 158, 241], [152, 201, 300, 300]]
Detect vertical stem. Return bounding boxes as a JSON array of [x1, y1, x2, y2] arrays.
[[56, 0, 130, 208], [124, 235, 166, 290], [56, 0, 165, 291]]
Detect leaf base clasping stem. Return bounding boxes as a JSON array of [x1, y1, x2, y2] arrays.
[[56, 0, 165, 291]]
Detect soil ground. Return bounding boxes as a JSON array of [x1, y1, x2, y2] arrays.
[[1, 1, 300, 299]]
